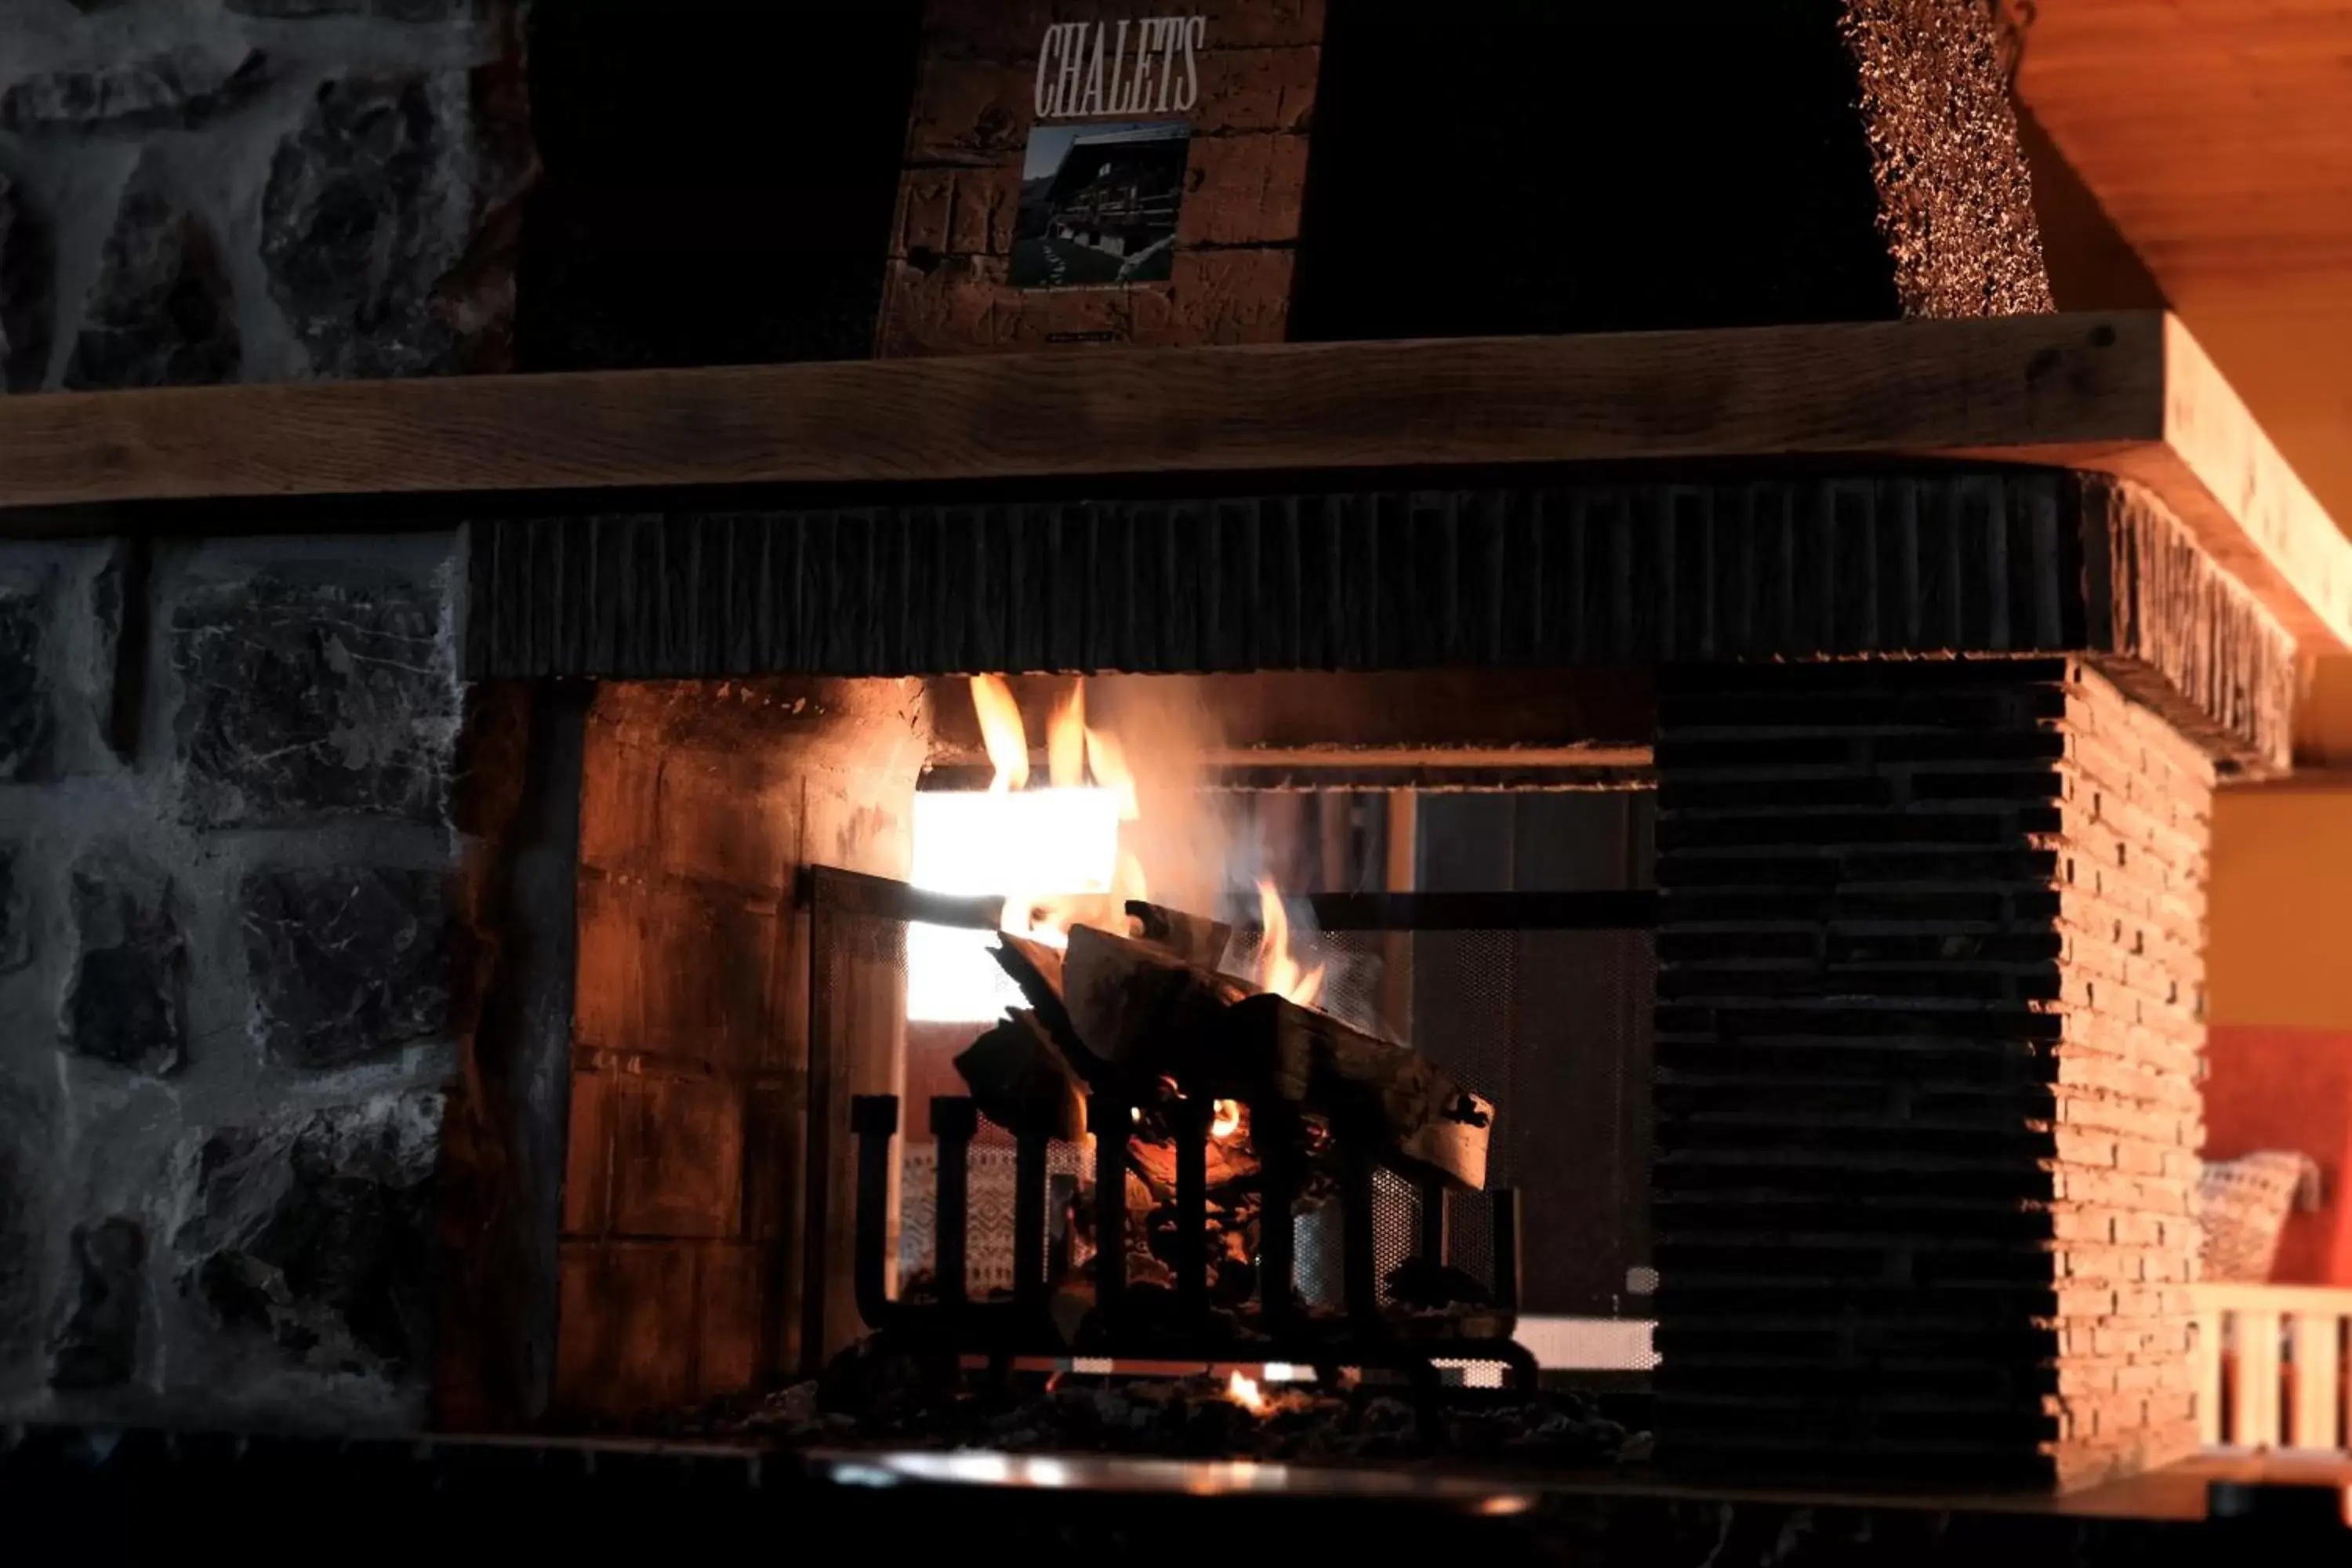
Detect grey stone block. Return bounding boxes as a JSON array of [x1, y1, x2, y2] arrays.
[[241, 865, 448, 1069], [0, 169, 53, 395], [171, 568, 455, 828], [175, 1091, 443, 1381], [1, 46, 270, 133], [61, 845, 187, 1076], [63, 154, 241, 390], [48, 1217, 144, 1390]]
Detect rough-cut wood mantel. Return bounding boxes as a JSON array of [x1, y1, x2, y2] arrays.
[[4, 310, 2346, 653]]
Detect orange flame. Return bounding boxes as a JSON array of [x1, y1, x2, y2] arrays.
[[1048, 681, 1087, 789], [970, 673, 1029, 794], [1225, 1369, 1269, 1416], [1254, 879, 1325, 1009], [956, 676, 1149, 954], [1084, 724, 1142, 822], [1210, 1098, 1243, 1140]]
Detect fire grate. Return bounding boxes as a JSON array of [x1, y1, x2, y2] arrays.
[[803, 867, 1657, 1391]]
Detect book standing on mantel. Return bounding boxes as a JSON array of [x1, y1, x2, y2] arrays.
[[875, 2, 1326, 358]]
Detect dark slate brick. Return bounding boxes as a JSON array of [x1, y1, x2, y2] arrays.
[[0, 1078, 43, 1375], [47, 1217, 143, 1390], [172, 1091, 443, 1385], [0, 566, 53, 782], [0, 840, 29, 973], [240, 866, 449, 1069], [61, 844, 186, 1076], [172, 569, 455, 828]]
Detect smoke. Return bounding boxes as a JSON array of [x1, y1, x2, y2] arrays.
[[1088, 676, 1392, 1038], [1087, 674, 1234, 921]]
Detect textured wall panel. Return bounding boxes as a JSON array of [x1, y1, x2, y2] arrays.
[[465, 466, 2292, 769], [470, 470, 2077, 671]]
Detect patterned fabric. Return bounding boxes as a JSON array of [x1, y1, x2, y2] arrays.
[[899, 1140, 1086, 1294], [2198, 1151, 2322, 1283]]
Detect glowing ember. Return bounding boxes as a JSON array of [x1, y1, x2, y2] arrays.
[[1254, 878, 1326, 1008], [1225, 1369, 1269, 1416], [1210, 1098, 1243, 1140]]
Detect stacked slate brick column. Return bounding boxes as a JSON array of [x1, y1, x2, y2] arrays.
[[1653, 658, 2211, 1488]]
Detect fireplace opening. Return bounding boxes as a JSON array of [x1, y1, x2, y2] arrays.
[[554, 670, 1657, 1464]]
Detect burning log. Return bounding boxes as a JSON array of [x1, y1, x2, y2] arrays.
[[1218, 993, 1494, 1191], [1062, 921, 1252, 1076], [953, 898, 1496, 1345], [1057, 920, 1493, 1190], [951, 1010, 1087, 1140], [1125, 900, 1232, 969], [989, 931, 1103, 1078]]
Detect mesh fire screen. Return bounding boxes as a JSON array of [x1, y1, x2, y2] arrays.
[[1225, 911, 1657, 1323]]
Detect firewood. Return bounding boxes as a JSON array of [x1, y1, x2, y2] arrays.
[[1059, 925, 1489, 1185], [1125, 901, 1233, 969], [1214, 993, 1494, 1191], [988, 932, 1102, 1076], [952, 1009, 1087, 1140], [1062, 922, 1252, 1074]]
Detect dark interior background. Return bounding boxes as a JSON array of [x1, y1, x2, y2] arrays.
[[516, 0, 924, 372]]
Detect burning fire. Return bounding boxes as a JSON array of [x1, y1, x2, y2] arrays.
[[911, 676, 1328, 1024], [1253, 879, 1325, 1008], [1210, 1098, 1243, 1140], [963, 674, 1145, 949], [971, 673, 1031, 794], [1225, 1369, 1269, 1416]]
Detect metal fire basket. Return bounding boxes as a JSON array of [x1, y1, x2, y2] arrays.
[[804, 865, 1657, 1390]]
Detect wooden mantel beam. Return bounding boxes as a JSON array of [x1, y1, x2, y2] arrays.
[[3, 310, 2346, 654]]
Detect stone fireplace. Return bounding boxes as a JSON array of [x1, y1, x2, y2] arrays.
[[1, 0, 2346, 1516], [2, 413, 2301, 1494]]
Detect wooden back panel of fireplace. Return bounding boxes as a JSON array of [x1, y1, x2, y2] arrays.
[[553, 680, 926, 1417]]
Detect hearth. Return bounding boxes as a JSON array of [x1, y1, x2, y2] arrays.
[[552, 666, 1658, 1453], [6, 0, 2352, 1531]]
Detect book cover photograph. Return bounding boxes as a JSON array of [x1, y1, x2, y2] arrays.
[[1011, 120, 1190, 289], [876, 2, 1326, 358]]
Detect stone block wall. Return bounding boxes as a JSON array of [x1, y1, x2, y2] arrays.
[[1651, 658, 2210, 1488], [0, 0, 532, 393], [0, 529, 481, 1432]]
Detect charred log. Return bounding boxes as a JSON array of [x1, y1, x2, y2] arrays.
[[1219, 993, 1493, 1191], [989, 931, 1102, 1077], [951, 1010, 1087, 1140], [1062, 922, 1252, 1077], [1126, 900, 1233, 969]]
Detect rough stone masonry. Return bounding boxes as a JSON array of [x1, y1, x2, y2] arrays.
[[0, 527, 477, 1429], [0, 0, 537, 1426], [0, 0, 534, 392]]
